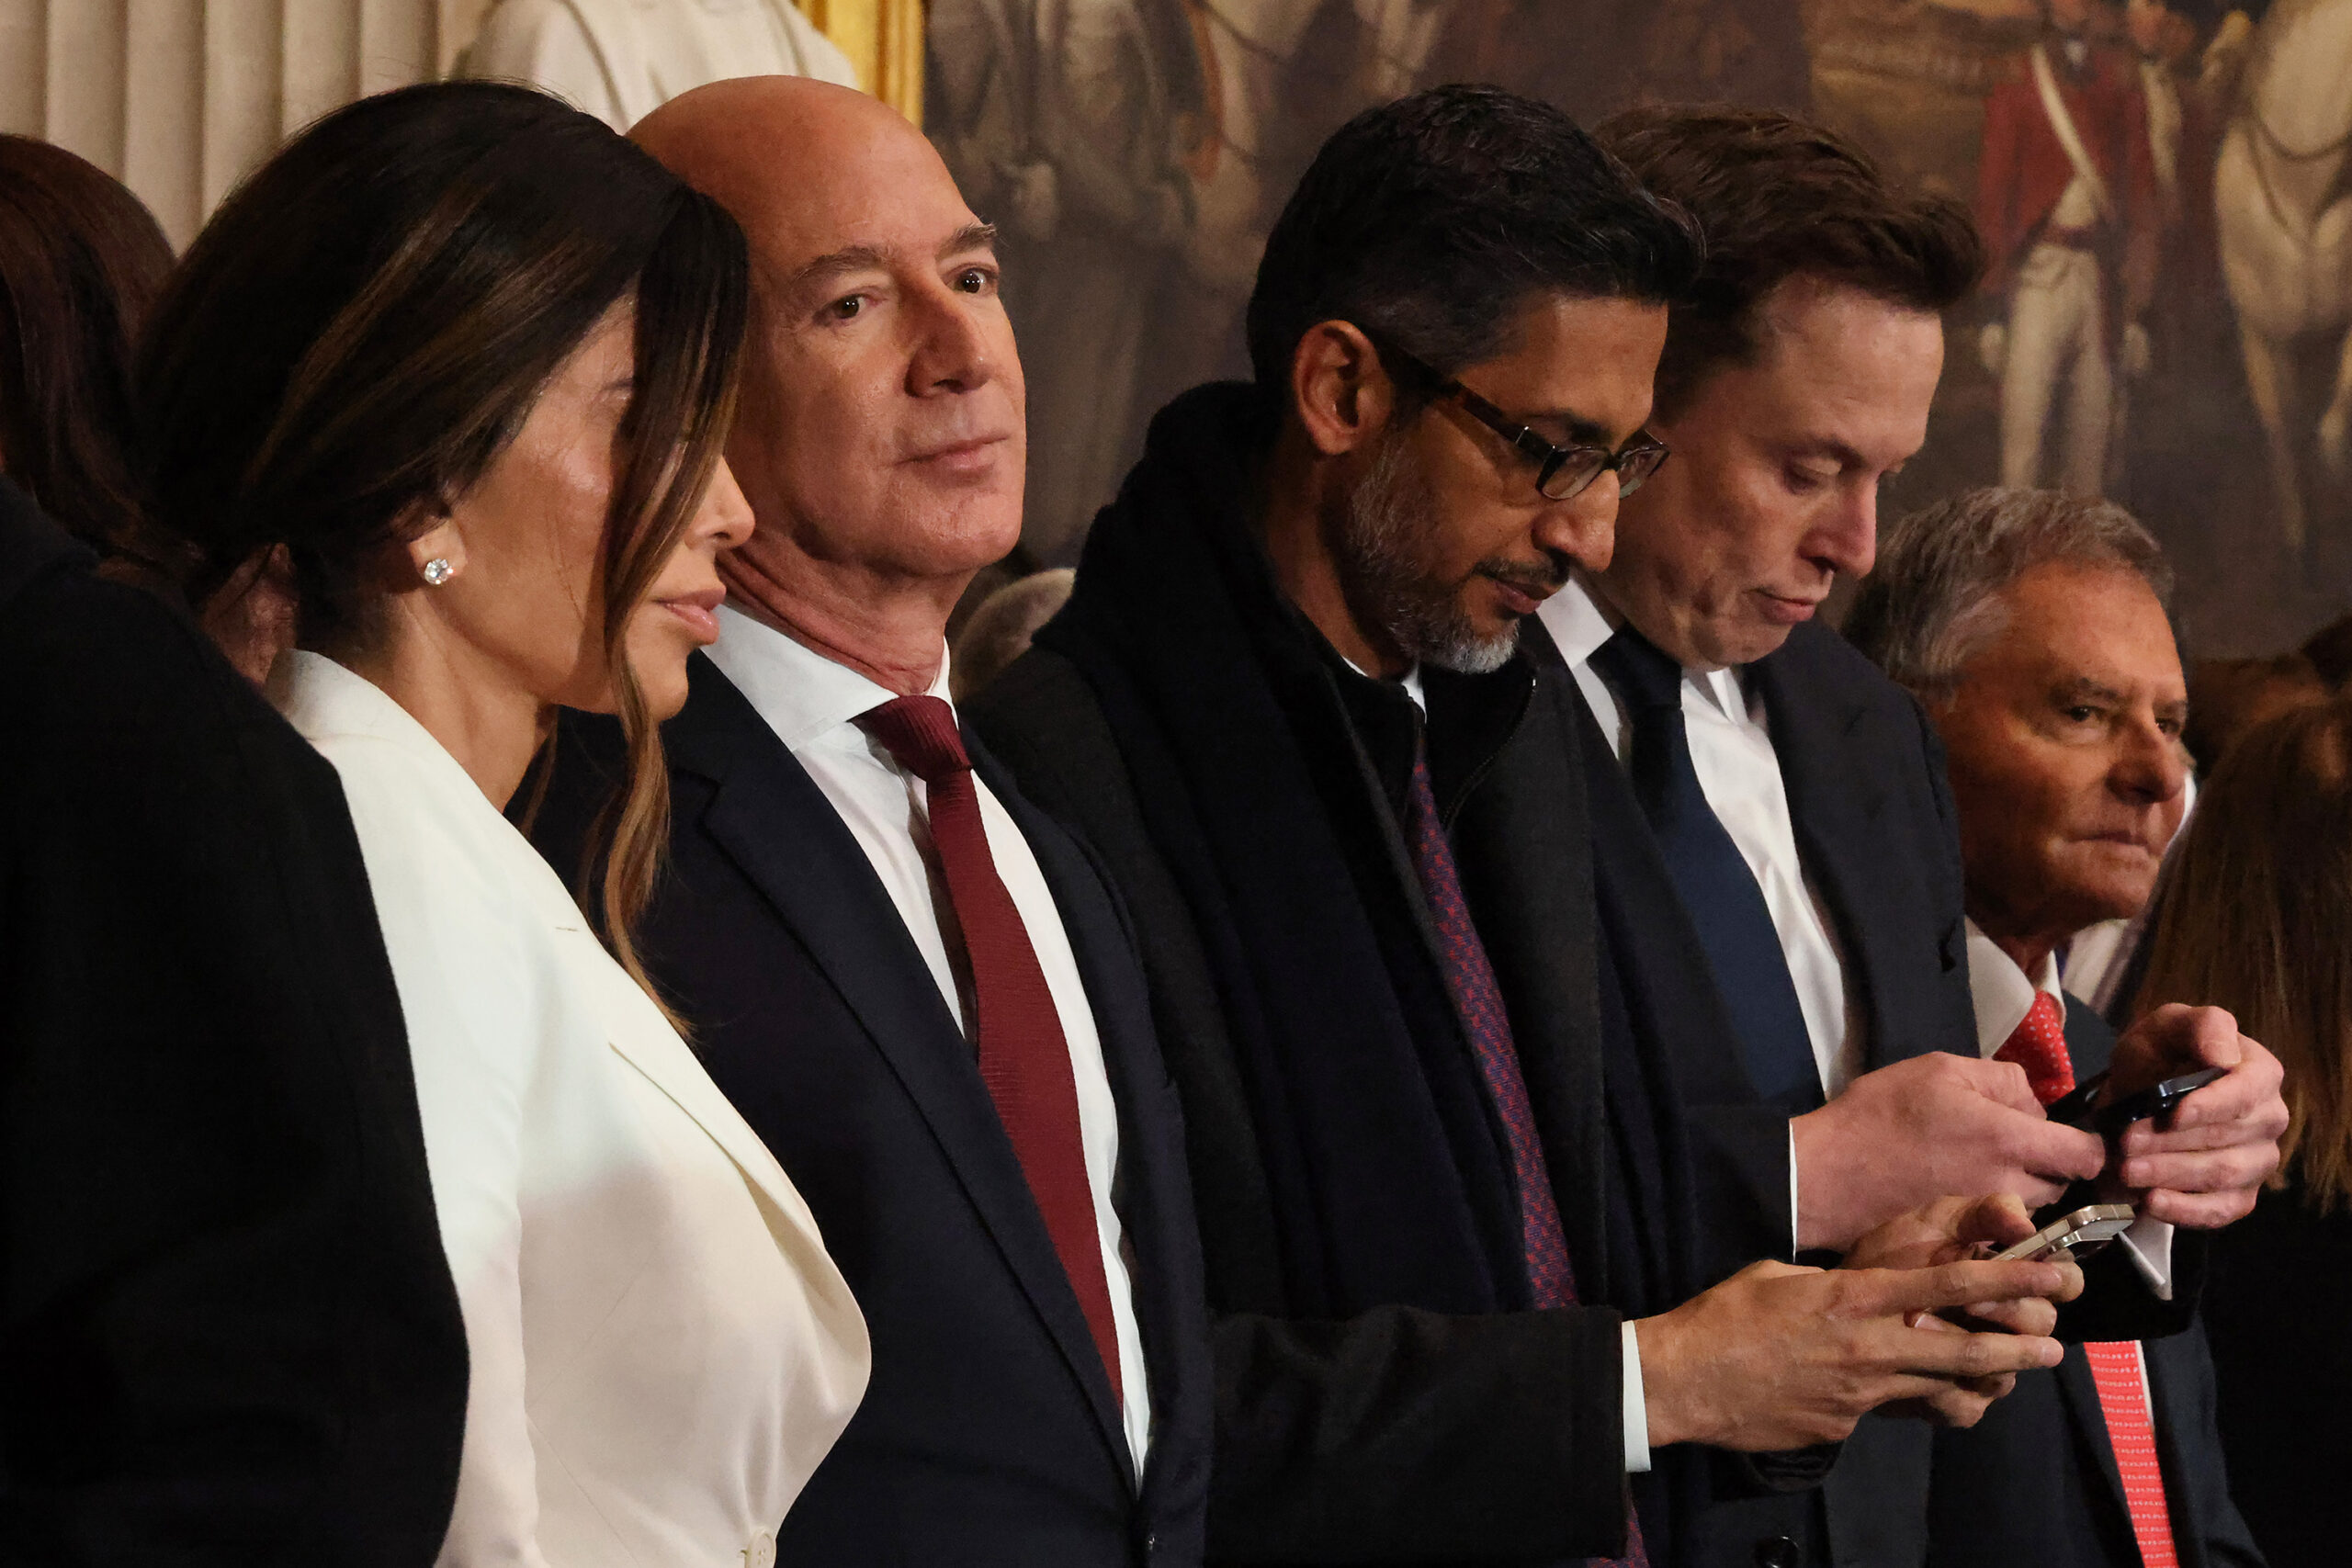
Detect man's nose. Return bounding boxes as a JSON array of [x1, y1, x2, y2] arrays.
[[905, 281, 999, 397], [2113, 715, 2188, 806], [1533, 473, 1619, 575], [1806, 487, 1878, 581]]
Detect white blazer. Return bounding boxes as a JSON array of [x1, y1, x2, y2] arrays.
[[274, 652, 867, 1568]]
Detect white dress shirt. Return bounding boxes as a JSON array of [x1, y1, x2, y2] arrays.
[[1369, 656, 1650, 1474], [1540, 578, 1867, 1096], [707, 604, 1153, 1470], [1542, 577, 1871, 1259], [275, 651, 868, 1568], [1962, 922, 2175, 1297]]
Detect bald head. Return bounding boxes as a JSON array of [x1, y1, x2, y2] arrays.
[[636, 78, 937, 261], [630, 74, 1026, 696]]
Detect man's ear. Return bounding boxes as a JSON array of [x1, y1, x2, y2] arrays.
[[1289, 321, 1398, 458]]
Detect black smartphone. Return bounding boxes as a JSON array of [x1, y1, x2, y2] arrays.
[[2045, 1066, 2229, 1135]]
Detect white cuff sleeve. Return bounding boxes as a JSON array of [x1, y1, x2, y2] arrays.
[[1788, 1122, 1801, 1258], [1622, 1319, 1652, 1473], [2118, 1214, 2176, 1300]]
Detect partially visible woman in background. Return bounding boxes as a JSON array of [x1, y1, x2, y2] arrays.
[[0, 134, 170, 550], [2134, 696, 2352, 1568], [138, 82, 867, 1566]]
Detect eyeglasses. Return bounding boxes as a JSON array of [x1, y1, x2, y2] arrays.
[[1378, 341, 1671, 502]]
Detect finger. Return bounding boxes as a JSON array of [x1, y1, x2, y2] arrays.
[[1921, 1377, 2015, 1430], [1953, 1191, 2038, 1248], [2178, 1008, 2247, 1070], [1872, 1258, 2075, 1315], [1966, 1055, 2047, 1115], [1951, 1297, 2060, 1337], [2158, 1042, 2283, 1135], [2120, 1143, 2281, 1198], [1893, 1325, 2065, 1379], [2120, 1111, 2288, 1157], [2005, 1116, 2109, 1183], [2018, 1175, 2072, 1210], [2110, 1004, 2242, 1091], [2138, 1185, 2262, 1229]]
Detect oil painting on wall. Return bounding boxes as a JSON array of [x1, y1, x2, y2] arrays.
[[924, 0, 2352, 659]]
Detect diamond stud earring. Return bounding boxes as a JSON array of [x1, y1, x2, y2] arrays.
[[421, 558, 455, 586]]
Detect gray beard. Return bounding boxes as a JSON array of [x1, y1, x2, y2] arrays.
[[1330, 432, 1521, 675]]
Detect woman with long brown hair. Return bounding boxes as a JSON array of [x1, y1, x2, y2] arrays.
[[137, 82, 866, 1564], [2134, 696, 2352, 1568], [0, 134, 171, 552]]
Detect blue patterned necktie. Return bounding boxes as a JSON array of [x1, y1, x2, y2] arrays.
[[1589, 624, 1824, 1114], [1402, 747, 1649, 1568]]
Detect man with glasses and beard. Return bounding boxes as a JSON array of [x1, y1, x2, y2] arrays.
[[968, 85, 2084, 1568]]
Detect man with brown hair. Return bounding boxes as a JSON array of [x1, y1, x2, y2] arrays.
[[1565, 107, 2289, 1566]]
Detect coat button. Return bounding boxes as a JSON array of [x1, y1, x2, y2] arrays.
[[1144, 1532, 1159, 1555], [1753, 1535, 1802, 1568], [745, 1530, 776, 1568]]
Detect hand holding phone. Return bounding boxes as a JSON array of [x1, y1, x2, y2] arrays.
[[2044, 1066, 2228, 1137]]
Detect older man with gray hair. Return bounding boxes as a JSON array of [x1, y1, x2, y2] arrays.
[[1845, 485, 2269, 1568]]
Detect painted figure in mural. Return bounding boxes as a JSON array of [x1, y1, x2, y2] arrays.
[[932, 0, 1454, 564], [2126, 2, 2224, 350], [926, 0, 1204, 565], [2214, 0, 2352, 556], [1975, 0, 2159, 497], [458, 0, 861, 131]]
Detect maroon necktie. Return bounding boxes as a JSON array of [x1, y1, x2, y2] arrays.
[[1403, 749, 1647, 1568], [860, 694, 1123, 1401], [1996, 992, 2179, 1567]]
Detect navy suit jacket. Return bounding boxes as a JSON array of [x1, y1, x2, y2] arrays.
[[1922, 1001, 2264, 1568], [533, 654, 1212, 1567]]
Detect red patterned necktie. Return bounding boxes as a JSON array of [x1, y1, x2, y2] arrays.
[[860, 694, 1123, 1401], [1402, 749, 1647, 1568], [1996, 991, 2178, 1568]]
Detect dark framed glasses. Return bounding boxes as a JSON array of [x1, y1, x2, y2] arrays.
[[1378, 340, 1670, 502]]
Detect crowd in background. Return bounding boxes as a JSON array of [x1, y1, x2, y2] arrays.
[[0, 41, 2346, 1568]]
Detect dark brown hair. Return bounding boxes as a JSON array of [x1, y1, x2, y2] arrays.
[[1248, 85, 1701, 390], [0, 135, 173, 550], [2137, 699, 2352, 1211], [137, 81, 747, 1012], [1597, 107, 1983, 419]]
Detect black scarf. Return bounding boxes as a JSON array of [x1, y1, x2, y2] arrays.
[[1036, 381, 1544, 1320]]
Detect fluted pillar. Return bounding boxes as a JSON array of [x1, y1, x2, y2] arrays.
[[0, 0, 918, 247], [0, 0, 484, 248]]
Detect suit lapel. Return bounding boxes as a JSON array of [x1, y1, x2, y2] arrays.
[[1751, 640, 1927, 1068], [667, 657, 1130, 1465], [596, 955, 831, 1244]]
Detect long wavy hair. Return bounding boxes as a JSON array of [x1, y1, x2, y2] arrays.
[[0, 134, 173, 551], [136, 81, 747, 1013], [2136, 697, 2352, 1212]]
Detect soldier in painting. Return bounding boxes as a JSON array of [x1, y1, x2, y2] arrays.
[[1975, 0, 2160, 496]]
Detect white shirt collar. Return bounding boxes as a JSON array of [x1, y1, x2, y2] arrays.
[[1338, 655, 1427, 715], [1540, 574, 1748, 722], [1964, 917, 2068, 1056], [705, 602, 954, 752]]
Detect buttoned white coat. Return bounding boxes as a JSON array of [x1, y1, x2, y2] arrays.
[[276, 652, 868, 1568]]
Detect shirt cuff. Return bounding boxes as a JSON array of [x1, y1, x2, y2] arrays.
[[1788, 1122, 1801, 1259], [1622, 1319, 1652, 1473], [2118, 1214, 2175, 1300]]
